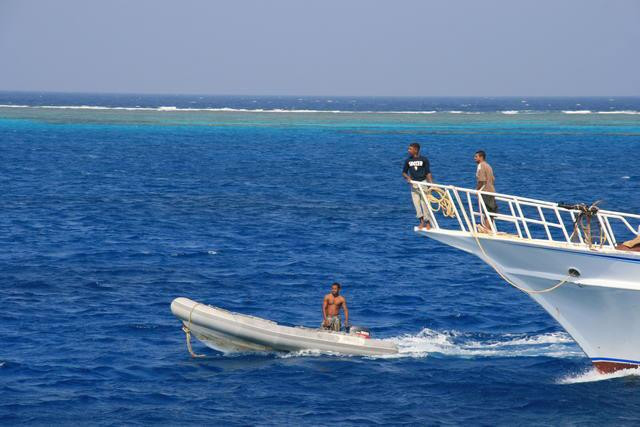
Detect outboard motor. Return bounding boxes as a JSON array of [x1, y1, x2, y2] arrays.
[[347, 325, 371, 339]]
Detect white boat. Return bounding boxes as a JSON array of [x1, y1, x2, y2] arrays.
[[171, 297, 398, 356], [413, 181, 640, 373]]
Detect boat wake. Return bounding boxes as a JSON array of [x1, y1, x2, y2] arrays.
[[558, 367, 640, 384], [384, 328, 581, 359], [274, 329, 581, 360]]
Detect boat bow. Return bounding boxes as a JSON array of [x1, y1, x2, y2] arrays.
[[412, 182, 640, 373]]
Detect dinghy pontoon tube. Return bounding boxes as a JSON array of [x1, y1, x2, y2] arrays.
[[171, 297, 398, 356]]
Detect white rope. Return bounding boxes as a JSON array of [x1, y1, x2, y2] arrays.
[[423, 187, 456, 218], [182, 303, 206, 358], [471, 229, 569, 294]]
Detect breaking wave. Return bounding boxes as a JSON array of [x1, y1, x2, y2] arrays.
[[0, 104, 434, 114], [2, 104, 638, 115], [563, 110, 640, 115], [597, 110, 640, 115], [562, 110, 640, 115], [388, 110, 437, 114]]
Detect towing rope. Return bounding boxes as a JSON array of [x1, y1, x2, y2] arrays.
[[422, 191, 605, 294], [182, 303, 206, 358], [471, 229, 570, 294]]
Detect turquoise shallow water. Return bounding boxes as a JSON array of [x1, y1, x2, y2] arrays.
[[1, 95, 640, 425]]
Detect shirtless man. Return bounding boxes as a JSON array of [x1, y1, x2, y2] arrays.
[[322, 282, 348, 332]]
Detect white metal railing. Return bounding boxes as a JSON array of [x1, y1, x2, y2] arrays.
[[412, 181, 640, 251]]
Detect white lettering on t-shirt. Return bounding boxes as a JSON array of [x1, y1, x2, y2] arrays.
[[408, 160, 423, 170]]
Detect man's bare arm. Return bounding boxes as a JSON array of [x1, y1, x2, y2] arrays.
[[402, 172, 412, 183], [322, 296, 328, 321], [342, 298, 349, 327], [426, 173, 433, 183]]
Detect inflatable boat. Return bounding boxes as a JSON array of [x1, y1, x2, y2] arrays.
[[171, 297, 398, 356]]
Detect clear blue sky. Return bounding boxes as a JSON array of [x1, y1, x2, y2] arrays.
[[1, 0, 638, 96]]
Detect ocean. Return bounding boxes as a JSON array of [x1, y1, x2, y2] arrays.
[[1, 93, 640, 425]]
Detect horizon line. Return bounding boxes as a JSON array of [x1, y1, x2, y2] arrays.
[[1, 89, 639, 99]]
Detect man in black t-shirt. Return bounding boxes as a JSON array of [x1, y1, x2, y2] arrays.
[[402, 142, 434, 229]]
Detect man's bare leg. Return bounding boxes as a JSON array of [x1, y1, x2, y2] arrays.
[[418, 218, 432, 230], [482, 216, 493, 232]]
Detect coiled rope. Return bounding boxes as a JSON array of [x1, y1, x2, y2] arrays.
[[182, 303, 206, 358], [562, 201, 608, 249], [423, 187, 456, 218]]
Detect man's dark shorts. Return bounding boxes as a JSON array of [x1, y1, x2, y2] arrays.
[[482, 195, 499, 213]]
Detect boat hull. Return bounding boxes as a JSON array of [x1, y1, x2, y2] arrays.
[[420, 229, 640, 373], [171, 297, 398, 356]]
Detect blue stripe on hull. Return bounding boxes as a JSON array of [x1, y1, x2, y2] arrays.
[[592, 357, 640, 365]]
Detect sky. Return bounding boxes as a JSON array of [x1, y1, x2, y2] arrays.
[[0, 0, 638, 96]]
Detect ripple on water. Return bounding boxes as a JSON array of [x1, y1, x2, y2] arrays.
[[2, 100, 640, 424]]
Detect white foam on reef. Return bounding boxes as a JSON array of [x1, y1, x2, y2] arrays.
[[386, 110, 437, 114], [42, 105, 116, 110], [558, 367, 640, 384], [563, 110, 640, 115], [381, 328, 580, 359], [597, 110, 640, 115], [0, 104, 156, 111], [0, 104, 441, 114], [2, 104, 637, 115]]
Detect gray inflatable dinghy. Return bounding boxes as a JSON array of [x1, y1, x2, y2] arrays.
[[171, 297, 398, 356]]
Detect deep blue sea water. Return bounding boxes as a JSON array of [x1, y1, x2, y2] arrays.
[[1, 93, 640, 425]]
